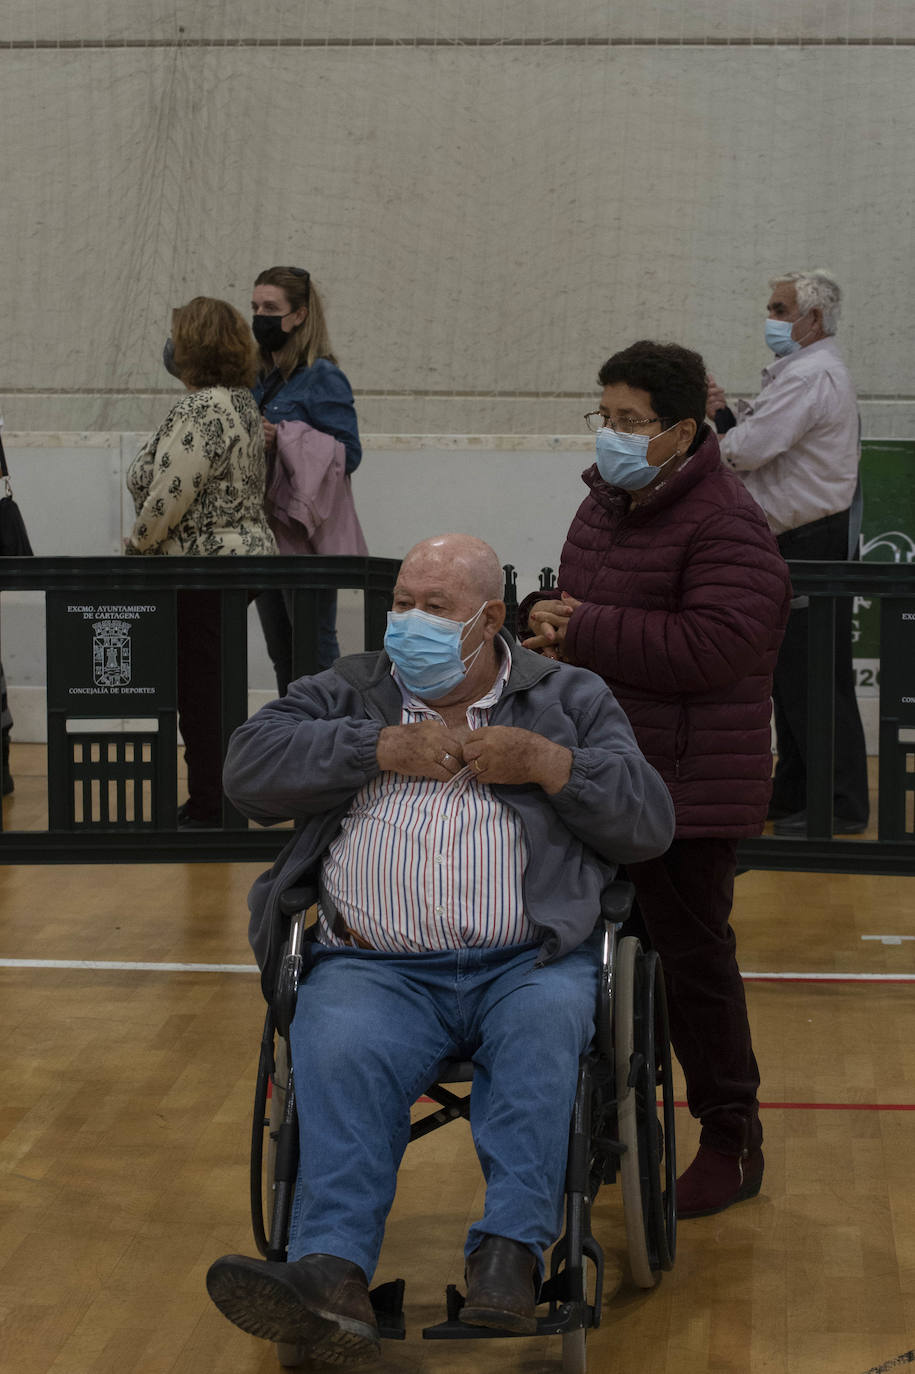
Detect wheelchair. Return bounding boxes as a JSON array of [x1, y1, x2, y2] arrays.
[[248, 880, 677, 1373]]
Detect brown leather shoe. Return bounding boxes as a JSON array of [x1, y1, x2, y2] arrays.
[[461, 1235, 538, 1335], [676, 1145, 765, 1218], [206, 1251, 380, 1364]]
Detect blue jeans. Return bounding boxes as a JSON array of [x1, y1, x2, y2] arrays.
[[286, 937, 600, 1281]]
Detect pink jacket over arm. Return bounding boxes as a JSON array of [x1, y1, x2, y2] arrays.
[[266, 420, 368, 556]]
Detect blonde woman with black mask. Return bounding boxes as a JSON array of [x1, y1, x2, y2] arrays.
[[251, 266, 362, 692]]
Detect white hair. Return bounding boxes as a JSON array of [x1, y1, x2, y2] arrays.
[[769, 270, 842, 335]]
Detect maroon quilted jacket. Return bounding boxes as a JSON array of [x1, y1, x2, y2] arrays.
[[531, 428, 791, 838]]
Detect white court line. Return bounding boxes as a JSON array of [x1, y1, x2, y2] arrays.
[[0, 958, 258, 972], [0, 959, 912, 981]]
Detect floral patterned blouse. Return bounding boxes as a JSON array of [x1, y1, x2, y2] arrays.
[[125, 386, 278, 556]]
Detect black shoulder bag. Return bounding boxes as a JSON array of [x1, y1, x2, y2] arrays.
[[0, 431, 34, 557]]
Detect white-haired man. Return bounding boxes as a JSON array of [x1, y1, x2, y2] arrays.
[[706, 271, 869, 835]]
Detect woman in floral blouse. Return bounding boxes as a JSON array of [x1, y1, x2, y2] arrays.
[[126, 296, 276, 827]]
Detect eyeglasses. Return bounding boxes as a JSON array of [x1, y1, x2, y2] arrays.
[[584, 411, 670, 434]]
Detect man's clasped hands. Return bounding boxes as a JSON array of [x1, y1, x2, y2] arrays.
[[376, 720, 573, 796]]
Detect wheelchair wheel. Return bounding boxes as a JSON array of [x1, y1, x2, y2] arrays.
[[268, 1034, 290, 1188], [250, 1008, 275, 1258], [251, 1010, 296, 1253], [258, 1030, 308, 1369], [614, 937, 676, 1288]]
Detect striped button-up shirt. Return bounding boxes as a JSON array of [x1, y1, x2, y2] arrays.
[[318, 647, 538, 952]]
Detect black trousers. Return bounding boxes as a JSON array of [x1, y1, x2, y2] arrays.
[[176, 590, 223, 821], [772, 509, 869, 823], [624, 838, 762, 1155], [255, 588, 340, 696]]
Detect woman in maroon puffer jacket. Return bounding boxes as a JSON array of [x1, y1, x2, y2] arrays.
[[522, 340, 791, 1219]]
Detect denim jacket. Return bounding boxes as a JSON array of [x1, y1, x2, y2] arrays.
[[254, 358, 362, 474]]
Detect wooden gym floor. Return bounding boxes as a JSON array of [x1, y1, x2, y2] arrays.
[[1, 746, 913, 1374]]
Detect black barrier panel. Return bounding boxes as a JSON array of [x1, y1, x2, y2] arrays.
[[530, 560, 915, 878], [0, 554, 401, 856], [45, 592, 178, 831], [741, 564, 915, 870], [878, 598, 915, 843], [0, 555, 913, 873], [66, 733, 160, 828], [46, 594, 176, 710], [878, 599, 915, 724]]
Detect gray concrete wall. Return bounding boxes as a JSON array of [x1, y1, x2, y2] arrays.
[[1, 6, 914, 434]]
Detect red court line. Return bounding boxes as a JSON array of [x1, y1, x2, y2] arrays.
[[672, 1100, 915, 1112], [743, 974, 915, 984]]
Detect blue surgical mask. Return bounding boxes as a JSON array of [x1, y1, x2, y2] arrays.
[[764, 318, 801, 357], [594, 424, 680, 491], [384, 602, 488, 700]]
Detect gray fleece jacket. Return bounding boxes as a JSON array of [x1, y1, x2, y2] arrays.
[[223, 632, 675, 996]]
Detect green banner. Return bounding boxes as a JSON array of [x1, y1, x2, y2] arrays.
[[854, 439, 915, 693]]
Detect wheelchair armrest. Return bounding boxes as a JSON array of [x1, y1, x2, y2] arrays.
[[273, 909, 313, 1037], [594, 881, 635, 1062], [600, 879, 635, 925], [279, 884, 317, 918]]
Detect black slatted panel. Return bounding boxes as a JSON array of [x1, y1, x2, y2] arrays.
[[67, 732, 157, 829]]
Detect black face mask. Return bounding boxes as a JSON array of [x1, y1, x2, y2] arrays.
[[162, 337, 183, 379], [252, 313, 294, 353]]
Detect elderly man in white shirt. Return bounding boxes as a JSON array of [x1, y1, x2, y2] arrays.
[[706, 270, 869, 835]]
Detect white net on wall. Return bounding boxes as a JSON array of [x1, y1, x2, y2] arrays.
[[0, 1, 913, 436]]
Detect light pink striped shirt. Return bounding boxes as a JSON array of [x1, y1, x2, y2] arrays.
[[318, 646, 538, 952]]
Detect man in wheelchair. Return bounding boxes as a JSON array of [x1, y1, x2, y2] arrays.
[[207, 533, 675, 1366]]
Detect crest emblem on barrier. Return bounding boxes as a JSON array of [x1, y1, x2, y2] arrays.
[[92, 619, 132, 687]]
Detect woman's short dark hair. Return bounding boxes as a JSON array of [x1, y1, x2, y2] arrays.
[[172, 296, 259, 389], [597, 340, 708, 432]]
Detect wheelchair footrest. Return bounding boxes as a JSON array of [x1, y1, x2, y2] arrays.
[[422, 1285, 594, 1340], [370, 1277, 407, 1340]]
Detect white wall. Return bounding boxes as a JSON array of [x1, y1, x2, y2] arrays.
[[0, 429, 891, 751]]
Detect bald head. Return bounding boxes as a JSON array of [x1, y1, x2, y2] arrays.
[[398, 534, 504, 605], [390, 534, 507, 703]]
